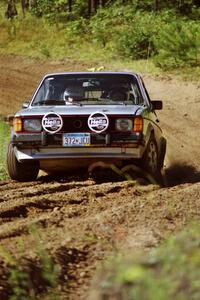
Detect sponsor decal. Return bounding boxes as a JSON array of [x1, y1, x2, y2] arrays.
[[88, 112, 109, 133], [42, 112, 63, 134]]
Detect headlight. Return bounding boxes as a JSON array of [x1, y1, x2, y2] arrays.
[[116, 119, 133, 132], [23, 119, 42, 132]]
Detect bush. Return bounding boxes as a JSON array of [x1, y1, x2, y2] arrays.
[[30, 0, 89, 24], [112, 11, 161, 60], [30, 0, 69, 24], [65, 17, 90, 41], [89, 5, 133, 47], [153, 20, 200, 69], [90, 7, 162, 59]]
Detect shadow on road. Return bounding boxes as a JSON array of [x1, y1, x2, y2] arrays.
[[165, 162, 200, 187], [38, 169, 89, 183], [38, 162, 200, 188]]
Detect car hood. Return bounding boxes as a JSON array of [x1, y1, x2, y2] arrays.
[[16, 105, 146, 117]]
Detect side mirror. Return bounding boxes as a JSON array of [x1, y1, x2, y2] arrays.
[[151, 100, 163, 110], [22, 101, 30, 109]]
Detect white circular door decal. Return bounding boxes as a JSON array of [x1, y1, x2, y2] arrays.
[[88, 112, 109, 133], [42, 112, 63, 134]]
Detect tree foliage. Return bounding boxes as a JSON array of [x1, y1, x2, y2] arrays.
[[95, 225, 200, 300], [153, 21, 200, 68]]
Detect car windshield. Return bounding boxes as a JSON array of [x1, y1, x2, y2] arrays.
[[32, 74, 144, 106]]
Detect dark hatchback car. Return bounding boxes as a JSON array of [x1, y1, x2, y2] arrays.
[[7, 72, 166, 182]]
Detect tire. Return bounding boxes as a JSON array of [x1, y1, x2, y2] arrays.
[[142, 135, 162, 183], [158, 137, 167, 169], [7, 143, 39, 182]]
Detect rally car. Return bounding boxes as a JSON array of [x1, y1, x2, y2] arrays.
[[7, 72, 166, 182]]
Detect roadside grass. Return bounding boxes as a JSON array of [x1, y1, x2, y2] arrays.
[[1, 222, 200, 300], [1, 5, 199, 79], [0, 225, 61, 300], [0, 12, 160, 75], [92, 223, 200, 300], [0, 2, 158, 74], [0, 121, 10, 180]]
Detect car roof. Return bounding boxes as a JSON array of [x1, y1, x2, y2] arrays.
[[42, 71, 140, 78]]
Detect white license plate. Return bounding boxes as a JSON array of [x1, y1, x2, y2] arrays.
[[63, 133, 91, 147]]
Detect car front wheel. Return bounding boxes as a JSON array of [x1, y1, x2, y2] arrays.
[[7, 143, 39, 182]]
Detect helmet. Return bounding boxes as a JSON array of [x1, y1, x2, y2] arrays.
[[63, 87, 84, 102], [109, 87, 128, 102]]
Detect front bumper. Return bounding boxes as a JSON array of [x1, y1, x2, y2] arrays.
[[12, 131, 144, 146], [14, 145, 143, 162], [12, 131, 145, 163]]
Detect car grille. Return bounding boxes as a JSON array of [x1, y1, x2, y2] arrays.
[[46, 115, 138, 145], [61, 115, 116, 133]]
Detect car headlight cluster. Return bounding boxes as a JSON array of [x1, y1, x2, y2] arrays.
[[14, 117, 42, 133], [23, 119, 42, 132], [115, 117, 143, 132], [115, 119, 133, 132]]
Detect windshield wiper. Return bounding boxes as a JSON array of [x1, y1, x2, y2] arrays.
[[107, 99, 129, 105], [65, 101, 82, 106], [35, 100, 66, 106]]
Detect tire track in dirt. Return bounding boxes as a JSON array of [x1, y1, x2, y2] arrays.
[[0, 178, 199, 246], [0, 178, 199, 299]]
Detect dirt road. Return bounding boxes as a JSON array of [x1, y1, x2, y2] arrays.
[[0, 55, 199, 299]]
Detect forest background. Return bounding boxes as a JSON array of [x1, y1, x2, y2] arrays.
[[0, 0, 200, 76]]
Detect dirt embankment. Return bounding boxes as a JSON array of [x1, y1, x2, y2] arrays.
[[0, 55, 199, 299]]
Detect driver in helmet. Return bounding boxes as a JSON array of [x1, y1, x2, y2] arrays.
[[63, 87, 84, 103]]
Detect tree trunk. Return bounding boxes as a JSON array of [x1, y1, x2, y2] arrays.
[[88, 0, 96, 16], [88, 0, 107, 16], [155, 0, 159, 11], [21, 0, 29, 17], [91, 0, 96, 14], [68, 0, 72, 12], [5, 0, 18, 19]]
